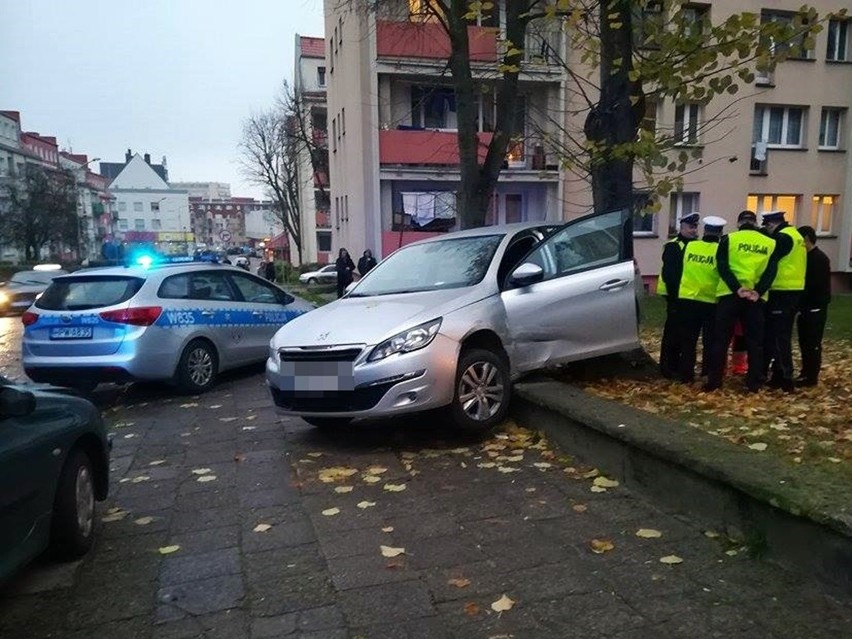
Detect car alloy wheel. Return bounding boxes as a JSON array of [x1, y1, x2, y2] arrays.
[[75, 465, 95, 538], [187, 347, 214, 387], [458, 360, 504, 421]]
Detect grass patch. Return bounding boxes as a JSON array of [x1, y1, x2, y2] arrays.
[[286, 283, 334, 307]]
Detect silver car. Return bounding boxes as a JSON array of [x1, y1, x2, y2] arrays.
[[299, 264, 337, 286], [266, 210, 641, 432], [0, 268, 68, 315], [21, 261, 314, 393]]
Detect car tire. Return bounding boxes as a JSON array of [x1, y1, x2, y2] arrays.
[[306, 277, 318, 286], [449, 347, 511, 435], [67, 379, 98, 394], [176, 339, 218, 394], [50, 448, 96, 560], [303, 417, 352, 430]]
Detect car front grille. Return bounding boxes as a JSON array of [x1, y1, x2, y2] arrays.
[[269, 381, 395, 413], [278, 347, 363, 363]]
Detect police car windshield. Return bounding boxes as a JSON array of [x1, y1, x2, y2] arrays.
[[36, 276, 145, 311]]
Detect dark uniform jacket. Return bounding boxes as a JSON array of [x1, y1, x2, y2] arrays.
[[661, 234, 693, 299], [801, 247, 831, 310]]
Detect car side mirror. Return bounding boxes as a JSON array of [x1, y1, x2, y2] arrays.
[[0, 386, 36, 418], [279, 292, 295, 306], [509, 262, 544, 287]]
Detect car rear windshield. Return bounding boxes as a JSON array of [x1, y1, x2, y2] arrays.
[[36, 276, 145, 311]]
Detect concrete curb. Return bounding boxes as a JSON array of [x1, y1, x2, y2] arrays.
[[512, 380, 852, 594]]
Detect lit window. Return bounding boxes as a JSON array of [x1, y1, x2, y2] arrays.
[[668, 192, 700, 236], [674, 104, 701, 145], [826, 19, 850, 61], [810, 195, 836, 235], [409, 0, 445, 23], [819, 108, 844, 150], [746, 194, 800, 225], [753, 105, 806, 148]]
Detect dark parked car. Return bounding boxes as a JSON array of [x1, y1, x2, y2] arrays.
[[0, 378, 110, 583]]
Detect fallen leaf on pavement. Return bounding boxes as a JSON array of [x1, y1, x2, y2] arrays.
[[383, 483, 406, 492], [490, 594, 515, 612], [593, 476, 620, 489], [635, 528, 663, 539], [197, 475, 217, 483], [497, 467, 520, 474], [179, 403, 198, 408], [572, 504, 588, 513], [245, 415, 257, 421], [334, 486, 354, 494], [253, 523, 272, 533], [380, 545, 405, 558], [533, 462, 553, 469], [659, 555, 684, 565], [448, 578, 471, 588], [219, 417, 237, 422], [477, 462, 497, 469], [357, 501, 376, 509], [590, 485, 608, 493], [704, 530, 720, 538], [581, 468, 600, 479], [123, 433, 136, 439], [158, 545, 180, 555], [148, 460, 166, 466], [234, 453, 246, 463], [464, 602, 481, 616], [241, 426, 256, 431], [307, 452, 323, 458], [748, 443, 768, 451], [134, 516, 155, 526], [367, 465, 388, 474], [102, 510, 129, 523], [362, 475, 382, 484], [130, 475, 151, 483], [382, 526, 394, 533], [322, 508, 341, 516], [725, 549, 739, 556], [208, 404, 223, 409], [191, 468, 212, 475], [318, 467, 359, 483], [590, 539, 615, 554]]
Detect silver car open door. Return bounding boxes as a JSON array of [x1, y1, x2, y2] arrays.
[[501, 208, 639, 373]]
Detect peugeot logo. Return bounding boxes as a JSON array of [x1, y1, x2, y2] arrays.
[[317, 332, 330, 342], [61, 315, 72, 324]]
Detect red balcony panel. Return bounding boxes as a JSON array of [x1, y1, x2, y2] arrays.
[[379, 129, 493, 166], [316, 209, 330, 227], [376, 20, 497, 62], [312, 129, 328, 148], [313, 170, 329, 188], [381, 230, 445, 258]]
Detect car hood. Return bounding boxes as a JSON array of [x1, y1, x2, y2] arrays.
[[0, 382, 104, 436], [273, 287, 488, 347]]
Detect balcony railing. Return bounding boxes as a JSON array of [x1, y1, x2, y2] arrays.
[[312, 129, 328, 148], [376, 20, 497, 62], [379, 129, 493, 165], [313, 170, 329, 188], [316, 208, 330, 228]]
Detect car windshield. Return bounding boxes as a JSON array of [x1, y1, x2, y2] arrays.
[[10, 271, 58, 286], [350, 235, 503, 297], [36, 276, 145, 311]]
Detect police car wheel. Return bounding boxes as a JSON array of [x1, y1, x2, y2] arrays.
[[450, 348, 511, 434], [303, 417, 352, 430], [177, 340, 218, 394]]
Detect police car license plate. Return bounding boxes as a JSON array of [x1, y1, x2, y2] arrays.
[[282, 361, 355, 392], [50, 326, 94, 340]]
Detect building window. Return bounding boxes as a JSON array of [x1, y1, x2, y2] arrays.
[[746, 194, 800, 225], [826, 19, 850, 61], [344, 195, 349, 222], [633, 1, 663, 49], [151, 218, 162, 230], [332, 117, 337, 151], [753, 105, 806, 148], [316, 231, 332, 252], [762, 10, 813, 58], [151, 201, 160, 212], [118, 201, 127, 212], [117, 218, 128, 230], [317, 66, 326, 87], [133, 201, 143, 212], [810, 195, 837, 235], [818, 108, 844, 150], [411, 86, 457, 129], [409, 0, 445, 23], [632, 191, 656, 236], [134, 219, 145, 231], [668, 192, 701, 236], [674, 103, 701, 145], [680, 4, 709, 37], [341, 108, 346, 136]]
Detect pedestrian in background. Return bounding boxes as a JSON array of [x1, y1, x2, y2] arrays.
[[358, 249, 377, 278], [657, 212, 699, 379], [761, 211, 806, 393], [677, 216, 726, 383], [264, 258, 276, 282], [705, 210, 779, 393], [796, 225, 831, 387], [335, 248, 356, 298]]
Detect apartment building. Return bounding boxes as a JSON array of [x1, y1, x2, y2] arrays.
[[561, 1, 852, 289], [294, 34, 332, 264], [189, 196, 250, 247], [324, 0, 566, 258]]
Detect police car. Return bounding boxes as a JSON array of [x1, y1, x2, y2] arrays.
[[20, 256, 314, 393]]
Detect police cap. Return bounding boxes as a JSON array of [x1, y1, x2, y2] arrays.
[[737, 210, 757, 224], [702, 216, 727, 232], [679, 212, 700, 226], [761, 210, 786, 225]]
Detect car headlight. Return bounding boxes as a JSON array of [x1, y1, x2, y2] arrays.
[[368, 318, 442, 362], [0, 291, 8, 304]]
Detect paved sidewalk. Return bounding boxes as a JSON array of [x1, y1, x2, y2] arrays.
[[1, 371, 850, 639]]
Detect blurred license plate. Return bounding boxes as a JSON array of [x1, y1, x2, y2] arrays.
[[50, 326, 94, 340], [281, 361, 354, 391]]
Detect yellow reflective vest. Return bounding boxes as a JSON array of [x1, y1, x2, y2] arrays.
[[771, 226, 806, 291], [679, 240, 720, 304], [717, 229, 776, 297], [656, 238, 685, 297]]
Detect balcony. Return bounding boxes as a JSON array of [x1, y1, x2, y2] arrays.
[[376, 20, 497, 62], [379, 129, 493, 166], [316, 208, 330, 228], [312, 129, 328, 148], [313, 170, 329, 188]]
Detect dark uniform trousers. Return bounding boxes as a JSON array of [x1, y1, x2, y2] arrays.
[[797, 306, 828, 382], [764, 291, 800, 385], [707, 295, 766, 391], [659, 299, 681, 379], [677, 300, 715, 382]]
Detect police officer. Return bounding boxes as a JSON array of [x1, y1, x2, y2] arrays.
[[705, 210, 780, 392], [761, 210, 806, 393], [677, 216, 726, 383], [796, 225, 831, 386], [657, 212, 699, 379]]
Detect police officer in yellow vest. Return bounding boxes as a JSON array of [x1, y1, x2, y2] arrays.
[[657, 212, 699, 379], [761, 210, 806, 393], [705, 210, 781, 392], [677, 216, 726, 383]]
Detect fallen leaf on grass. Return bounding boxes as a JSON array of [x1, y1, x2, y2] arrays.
[[197, 475, 217, 483], [134, 516, 155, 526], [318, 467, 359, 483], [659, 555, 684, 565], [464, 602, 481, 616], [748, 443, 768, 451], [592, 476, 620, 489], [382, 526, 394, 533], [490, 594, 515, 612], [635, 528, 663, 539], [590, 539, 615, 554], [448, 578, 471, 588], [253, 523, 272, 533], [380, 545, 405, 558], [334, 486, 354, 494], [383, 483, 406, 492], [158, 545, 180, 555], [191, 468, 212, 475], [357, 501, 376, 509], [322, 508, 341, 516], [572, 504, 588, 513]]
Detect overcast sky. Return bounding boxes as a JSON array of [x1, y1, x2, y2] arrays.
[[0, 0, 325, 198]]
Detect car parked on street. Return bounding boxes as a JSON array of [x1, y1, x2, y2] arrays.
[[0, 266, 68, 315], [21, 260, 315, 393], [267, 210, 641, 432], [0, 377, 110, 583], [298, 264, 337, 286]]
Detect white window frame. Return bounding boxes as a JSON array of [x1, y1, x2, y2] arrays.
[[754, 105, 806, 149], [317, 66, 327, 87], [668, 192, 700, 236], [818, 108, 843, 150], [826, 19, 849, 62], [674, 103, 701, 145], [632, 191, 657, 237], [810, 195, 837, 236]]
